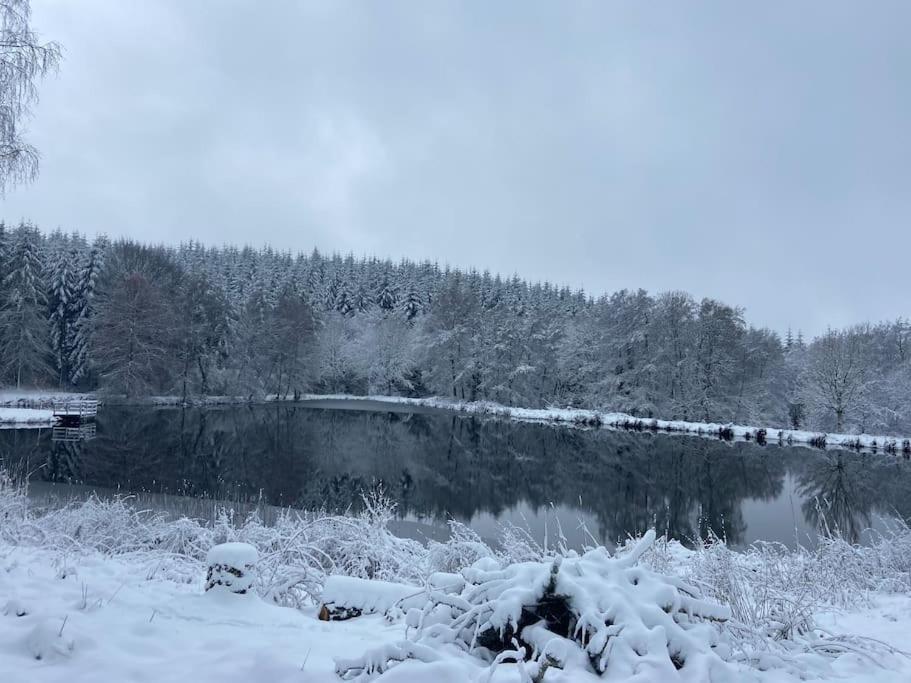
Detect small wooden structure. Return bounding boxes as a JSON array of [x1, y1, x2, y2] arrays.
[[52, 399, 98, 427]]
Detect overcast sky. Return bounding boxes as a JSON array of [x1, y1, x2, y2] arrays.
[[3, 1, 909, 336]]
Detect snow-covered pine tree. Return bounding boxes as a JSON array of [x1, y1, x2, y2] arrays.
[[0, 224, 52, 387], [46, 245, 78, 386], [68, 237, 106, 385], [375, 276, 397, 312], [0, 222, 8, 270], [398, 281, 424, 322]]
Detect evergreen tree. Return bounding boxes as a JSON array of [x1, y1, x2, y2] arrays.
[[46, 245, 78, 385], [68, 237, 106, 385], [0, 224, 51, 387], [399, 282, 424, 322], [376, 276, 397, 312]]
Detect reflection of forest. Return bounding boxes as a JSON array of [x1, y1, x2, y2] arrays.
[[3, 406, 911, 547]]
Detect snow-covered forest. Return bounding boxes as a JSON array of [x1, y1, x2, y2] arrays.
[[1, 222, 909, 435]]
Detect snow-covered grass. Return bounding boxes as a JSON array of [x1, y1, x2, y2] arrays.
[[1, 470, 910, 681], [296, 394, 911, 455]]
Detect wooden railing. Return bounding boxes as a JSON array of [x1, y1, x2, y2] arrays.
[[51, 399, 99, 418]]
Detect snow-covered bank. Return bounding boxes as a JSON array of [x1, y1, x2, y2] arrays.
[[0, 407, 55, 427], [0, 390, 96, 408], [0, 391, 97, 429], [32, 388, 909, 454], [2, 472, 910, 682], [296, 394, 911, 455]]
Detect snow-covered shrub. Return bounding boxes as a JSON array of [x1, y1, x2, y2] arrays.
[[229, 490, 427, 608], [425, 521, 496, 574], [497, 522, 545, 565], [337, 531, 737, 681], [684, 535, 822, 642], [0, 471, 29, 544]]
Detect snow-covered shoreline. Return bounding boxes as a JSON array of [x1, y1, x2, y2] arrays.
[[2, 473, 910, 682], [0, 407, 55, 427], [292, 394, 911, 455], [6, 389, 911, 455]]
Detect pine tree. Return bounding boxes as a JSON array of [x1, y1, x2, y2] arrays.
[[68, 237, 106, 385], [376, 276, 398, 312], [399, 283, 424, 322], [46, 245, 78, 385], [0, 222, 8, 270], [0, 224, 52, 387]]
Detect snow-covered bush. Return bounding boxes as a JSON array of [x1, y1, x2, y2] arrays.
[[425, 521, 496, 574], [337, 531, 737, 681], [0, 471, 29, 544], [239, 492, 427, 609]]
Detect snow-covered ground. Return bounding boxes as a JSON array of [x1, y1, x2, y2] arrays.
[[3, 543, 909, 683], [0, 407, 55, 427], [0, 545, 406, 682], [2, 473, 910, 682]]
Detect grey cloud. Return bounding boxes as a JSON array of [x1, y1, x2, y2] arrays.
[[3, 0, 909, 335]]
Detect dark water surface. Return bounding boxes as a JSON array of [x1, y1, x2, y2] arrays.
[[3, 403, 910, 549]]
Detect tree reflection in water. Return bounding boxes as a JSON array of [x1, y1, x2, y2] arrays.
[[796, 451, 909, 544], [3, 405, 910, 548]]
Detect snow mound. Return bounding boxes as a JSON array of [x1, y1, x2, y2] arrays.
[[24, 619, 75, 661], [2, 598, 28, 617], [336, 530, 739, 681], [205, 542, 258, 595]]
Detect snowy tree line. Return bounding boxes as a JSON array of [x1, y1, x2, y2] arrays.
[[1, 222, 909, 435]]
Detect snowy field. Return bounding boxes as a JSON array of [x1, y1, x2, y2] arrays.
[[2, 473, 910, 682]]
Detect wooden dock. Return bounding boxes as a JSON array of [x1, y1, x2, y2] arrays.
[[47, 399, 99, 429], [51, 399, 99, 420]]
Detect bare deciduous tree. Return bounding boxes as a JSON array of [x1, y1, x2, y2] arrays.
[[804, 329, 870, 433], [1, 0, 61, 193]]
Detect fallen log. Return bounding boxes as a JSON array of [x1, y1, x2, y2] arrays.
[[318, 575, 425, 621]]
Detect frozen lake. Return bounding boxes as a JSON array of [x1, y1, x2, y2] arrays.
[[3, 401, 911, 549]]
